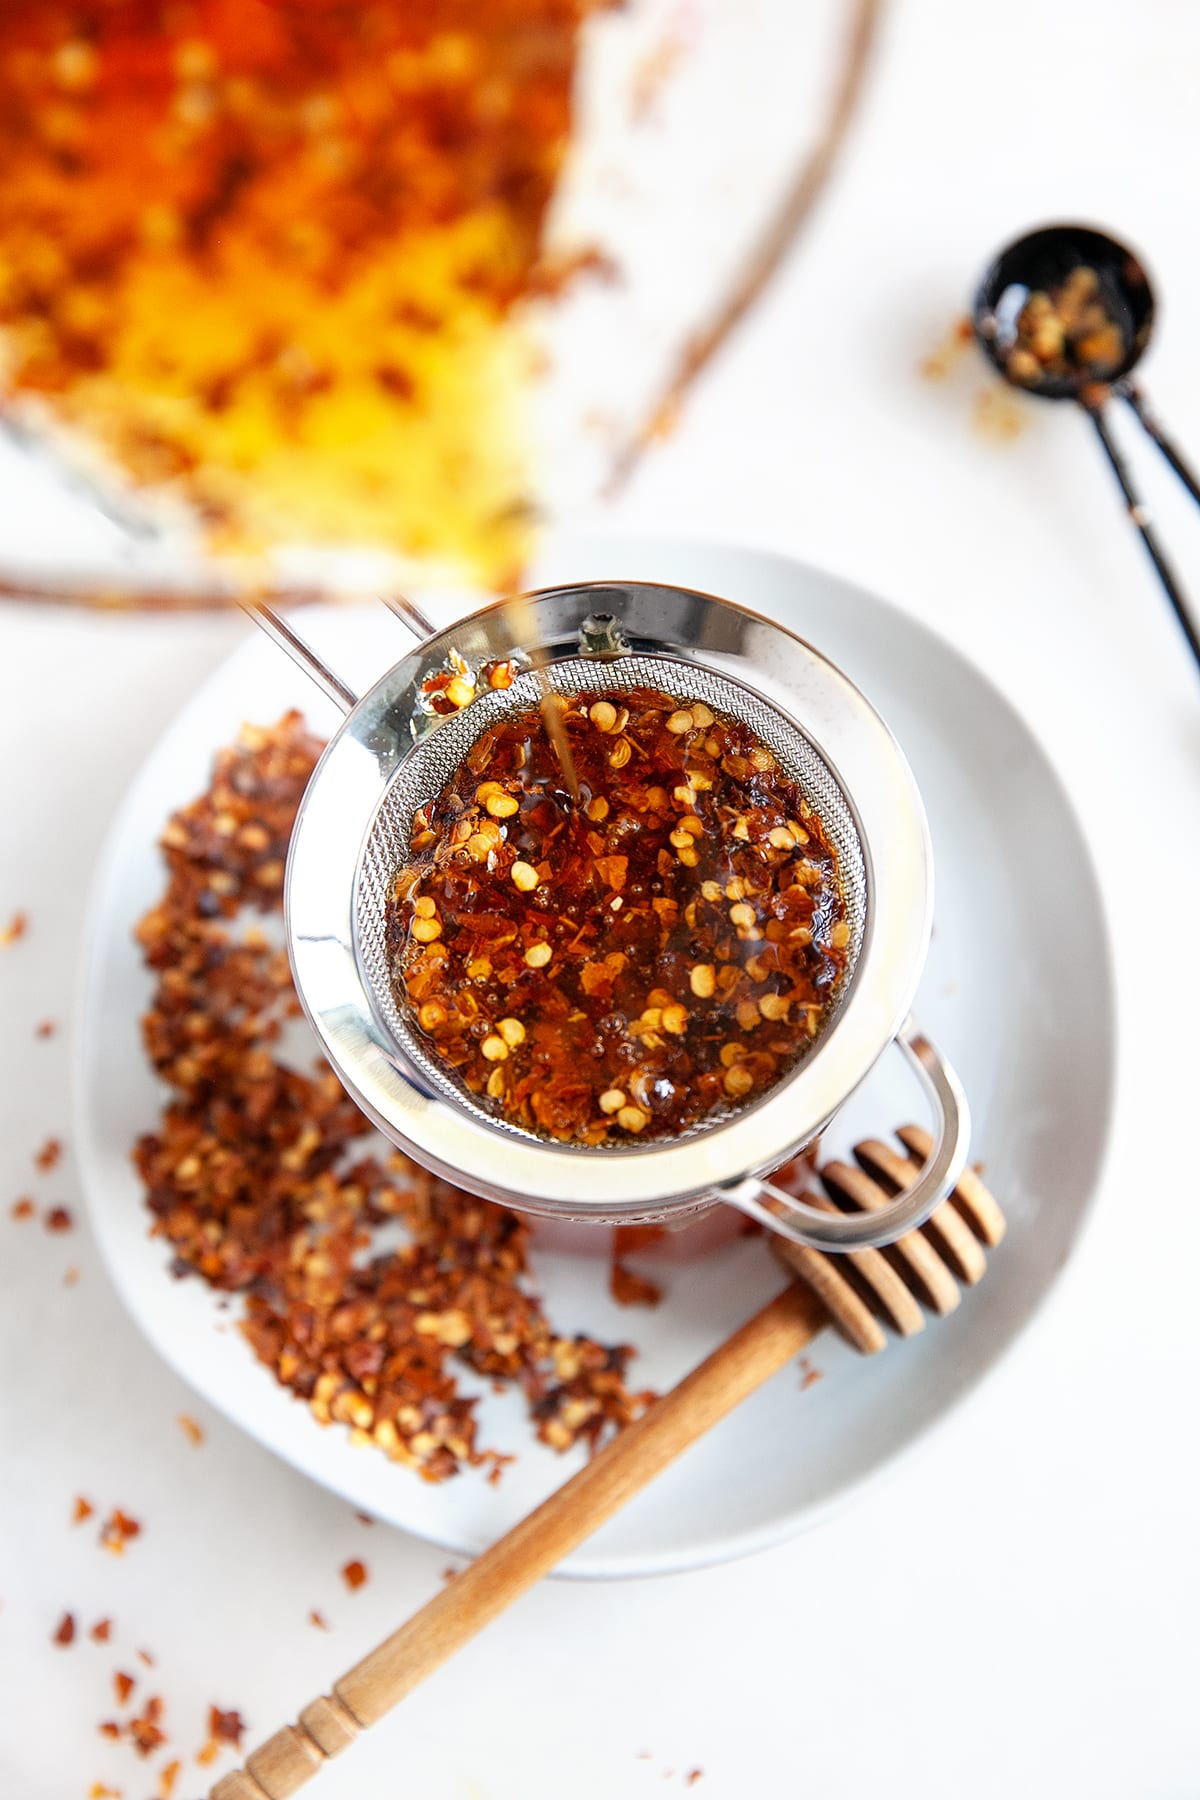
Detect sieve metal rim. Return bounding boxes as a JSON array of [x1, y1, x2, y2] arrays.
[[351, 651, 870, 1156], [284, 578, 934, 1218]]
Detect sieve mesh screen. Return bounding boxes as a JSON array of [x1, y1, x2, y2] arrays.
[[354, 656, 867, 1150]]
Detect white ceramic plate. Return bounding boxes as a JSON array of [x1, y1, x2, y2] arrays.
[[74, 537, 1115, 1578]]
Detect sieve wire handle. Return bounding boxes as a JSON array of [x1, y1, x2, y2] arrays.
[[722, 1018, 970, 1252], [240, 594, 438, 715]]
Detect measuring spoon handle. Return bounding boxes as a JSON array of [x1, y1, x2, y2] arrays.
[[1122, 384, 1200, 510], [1086, 402, 1200, 673]]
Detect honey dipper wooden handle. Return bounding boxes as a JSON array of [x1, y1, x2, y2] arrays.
[[212, 1281, 826, 1800]]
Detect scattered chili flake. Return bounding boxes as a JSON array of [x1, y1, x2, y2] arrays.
[[973, 386, 1025, 443], [136, 1648, 155, 1668], [918, 315, 975, 382], [685, 1772, 704, 1787], [45, 1205, 74, 1233], [308, 1609, 330, 1631], [610, 1259, 663, 1309], [99, 1508, 142, 1555], [128, 1696, 167, 1758], [131, 714, 652, 1483], [114, 1671, 136, 1706], [208, 1707, 246, 1748], [195, 1741, 219, 1769], [441, 1565, 460, 1584], [176, 1413, 205, 1447], [0, 911, 27, 947], [98, 1723, 122, 1742], [799, 1358, 823, 1392], [64, 1265, 81, 1286], [35, 1019, 57, 1038], [90, 1615, 112, 1641], [10, 1197, 34, 1221], [52, 1611, 76, 1646], [159, 1759, 181, 1799], [354, 1511, 374, 1527], [341, 1559, 368, 1592], [35, 1137, 62, 1172], [89, 1785, 122, 1799]]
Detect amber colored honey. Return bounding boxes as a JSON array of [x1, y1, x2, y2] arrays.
[[0, 1, 589, 586]]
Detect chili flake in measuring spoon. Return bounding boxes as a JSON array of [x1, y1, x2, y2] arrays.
[[386, 688, 849, 1144]]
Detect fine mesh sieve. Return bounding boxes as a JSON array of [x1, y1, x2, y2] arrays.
[[271, 577, 969, 1251], [354, 654, 868, 1148]]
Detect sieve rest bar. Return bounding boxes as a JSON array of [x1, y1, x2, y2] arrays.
[[241, 598, 359, 715]]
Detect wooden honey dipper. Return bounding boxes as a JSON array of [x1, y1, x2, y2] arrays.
[[212, 1126, 1005, 1800]]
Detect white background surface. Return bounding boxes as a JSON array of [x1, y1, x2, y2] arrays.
[[2, 2, 1199, 1797]]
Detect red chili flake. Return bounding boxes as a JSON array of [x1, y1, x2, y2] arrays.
[[308, 1609, 329, 1630], [73, 1495, 96, 1525], [136, 1647, 155, 1667], [195, 1741, 219, 1768], [98, 1722, 121, 1741], [35, 1137, 62, 1172], [89, 1785, 122, 1798], [353, 1510, 374, 1526], [685, 1772, 704, 1787], [441, 1565, 459, 1583], [610, 1260, 663, 1308], [35, 1019, 57, 1038], [114, 1671, 136, 1705], [159, 1758, 181, 1798], [176, 1413, 205, 1447], [129, 1702, 167, 1757], [208, 1706, 246, 1747], [10, 1196, 35, 1221], [45, 1206, 74, 1233], [90, 1616, 113, 1641], [0, 911, 27, 947], [132, 714, 652, 1481], [340, 1559, 368, 1591], [63, 1265, 80, 1287], [52, 1611, 76, 1646], [99, 1508, 142, 1554], [799, 1358, 823, 1392]]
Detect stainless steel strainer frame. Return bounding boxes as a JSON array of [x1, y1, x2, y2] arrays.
[[254, 578, 970, 1252]]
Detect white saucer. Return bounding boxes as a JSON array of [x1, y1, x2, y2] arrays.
[[73, 536, 1115, 1578]]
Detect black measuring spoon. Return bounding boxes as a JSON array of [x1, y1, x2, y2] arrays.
[[974, 223, 1200, 671]]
